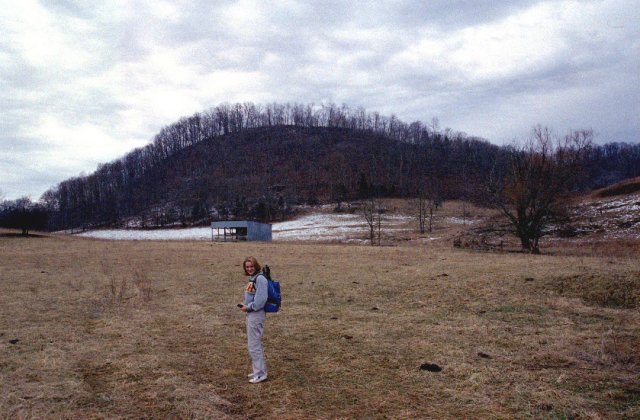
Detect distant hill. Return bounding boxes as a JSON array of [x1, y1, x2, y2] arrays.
[[45, 125, 502, 229], [41, 102, 640, 230], [593, 176, 640, 198]]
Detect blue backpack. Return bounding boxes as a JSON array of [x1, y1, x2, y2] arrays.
[[261, 265, 281, 313]]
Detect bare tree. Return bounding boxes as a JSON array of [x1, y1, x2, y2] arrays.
[[487, 126, 591, 253], [417, 194, 438, 234], [417, 180, 442, 234], [417, 195, 427, 234], [362, 197, 383, 246]]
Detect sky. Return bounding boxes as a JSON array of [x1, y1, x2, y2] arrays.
[[1, 0, 639, 200]]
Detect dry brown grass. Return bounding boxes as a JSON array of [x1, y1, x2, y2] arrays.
[[1, 233, 639, 418]]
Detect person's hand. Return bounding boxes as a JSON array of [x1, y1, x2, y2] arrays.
[[239, 304, 248, 312]]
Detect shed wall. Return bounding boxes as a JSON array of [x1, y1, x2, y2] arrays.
[[247, 222, 273, 241]]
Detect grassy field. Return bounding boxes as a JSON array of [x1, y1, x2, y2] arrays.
[[0, 233, 638, 418]]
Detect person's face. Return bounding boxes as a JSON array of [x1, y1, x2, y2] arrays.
[[245, 261, 256, 276]]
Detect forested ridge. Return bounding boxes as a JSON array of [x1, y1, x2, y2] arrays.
[[34, 102, 640, 230]]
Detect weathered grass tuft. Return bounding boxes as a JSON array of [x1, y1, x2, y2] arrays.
[[99, 260, 153, 308], [544, 272, 639, 308], [133, 269, 152, 303]]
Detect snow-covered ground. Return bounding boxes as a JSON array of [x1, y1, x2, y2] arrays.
[[77, 213, 371, 242], [574, 193, 640, 239], [272, 213, 365, 241], [445, 216, 478, 225], [77, 227, 214, 241]]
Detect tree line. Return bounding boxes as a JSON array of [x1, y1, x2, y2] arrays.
[[37, 102, 505, 230], [3, 102, 638, 236]]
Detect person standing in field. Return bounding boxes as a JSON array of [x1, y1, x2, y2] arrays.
[[238, 256, 268, 383]]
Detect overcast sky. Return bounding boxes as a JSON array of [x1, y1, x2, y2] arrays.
[[1, 0, 639, 200]]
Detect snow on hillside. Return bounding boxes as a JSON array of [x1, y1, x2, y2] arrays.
[[73, 192, 640, 243], [77, 211, 418, 242], [571, 192, 640, 239], [273, 213, 365, 241], [77, 213, 372, 242], [77, 227, 213, 241]]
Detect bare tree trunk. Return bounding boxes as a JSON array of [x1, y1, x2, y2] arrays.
[[428, 206, 433, 233], [363, 198, 382, 246], [417, 196, 426, 234], [377, 211, 382, 246]]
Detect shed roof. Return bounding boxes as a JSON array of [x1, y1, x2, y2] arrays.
[[210, 220, 272, 228]]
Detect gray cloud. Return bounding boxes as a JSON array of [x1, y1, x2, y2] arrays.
[[1, 0, 638, 200]]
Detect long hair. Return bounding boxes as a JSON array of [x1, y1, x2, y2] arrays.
[[243, 256, 262, 276]]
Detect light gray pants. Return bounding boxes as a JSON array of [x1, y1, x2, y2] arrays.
[[246, 311, 267, 377]]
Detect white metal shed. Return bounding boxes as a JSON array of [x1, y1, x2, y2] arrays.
[[210, 220, 272, 241]]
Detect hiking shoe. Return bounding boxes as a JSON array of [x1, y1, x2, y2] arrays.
[[249, 374, 267, 384], [247, 373, 254, 378]]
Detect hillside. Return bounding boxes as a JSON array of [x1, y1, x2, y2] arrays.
[[40, 102, 640, 231], [453, 177, 640, 255], [593, 176, 640, 198], [46, 124, 503, 230], [562, 177, 640, 244]]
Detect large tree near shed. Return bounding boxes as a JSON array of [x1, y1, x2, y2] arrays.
[[487, 126, 592, 253]]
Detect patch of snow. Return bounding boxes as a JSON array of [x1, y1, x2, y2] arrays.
[[124, 218, 143, 228], [383, 214, 414, 223], [445, 217, 478, 225], [273, 213, 366, 241], [77, 213, 372, 242], [78, 227, 212, 241]]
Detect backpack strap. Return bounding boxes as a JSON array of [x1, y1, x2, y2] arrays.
[[251, 272, 267, 285]]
